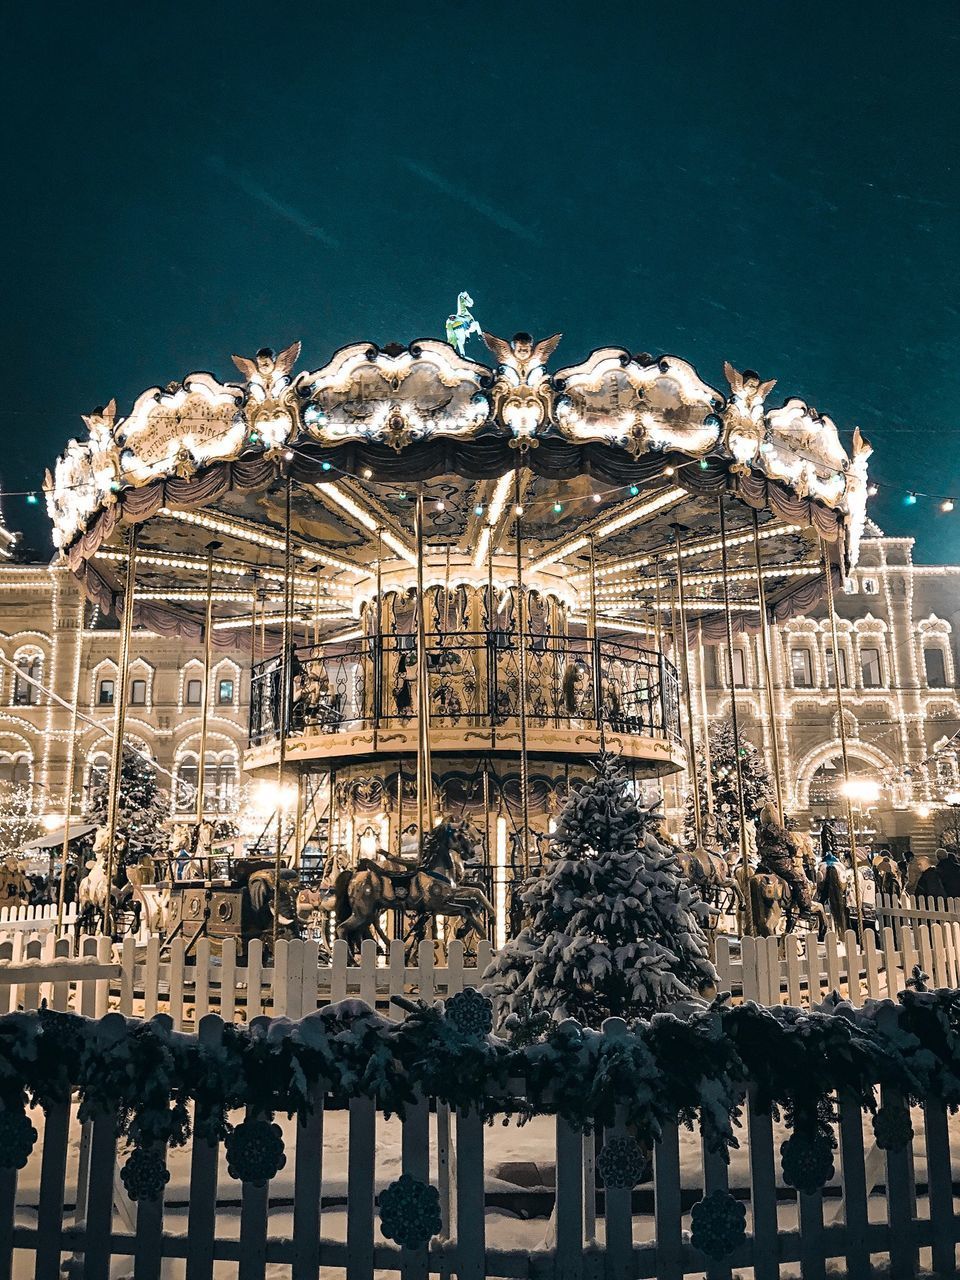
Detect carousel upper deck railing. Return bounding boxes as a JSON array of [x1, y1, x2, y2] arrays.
[[249, 630, 681, 748]]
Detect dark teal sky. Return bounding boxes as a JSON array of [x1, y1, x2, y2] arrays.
[[5, 2, 960, 559]]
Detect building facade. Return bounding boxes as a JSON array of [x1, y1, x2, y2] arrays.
[[695, 520, 960, 855], [0, 559, 248, 835]]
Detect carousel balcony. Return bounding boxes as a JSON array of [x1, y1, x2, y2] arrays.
[[245, 630, 685, 774]]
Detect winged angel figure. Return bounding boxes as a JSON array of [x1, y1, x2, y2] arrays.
[[231, 341, 301, 450], [722, 362, 777, 474], [482, 330, 562, 448]]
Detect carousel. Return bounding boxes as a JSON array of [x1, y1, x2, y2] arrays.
[[45, 322, 873, 951]]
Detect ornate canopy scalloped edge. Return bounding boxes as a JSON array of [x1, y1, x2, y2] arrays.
[[46, 336, 871, 576]]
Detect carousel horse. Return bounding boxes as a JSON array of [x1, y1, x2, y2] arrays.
[[312, 821, 495, 952], [445, 291, 481, 356], [735, 867, 787, 939], [816, 855, 850, 935], [245, 865, 303, 946]]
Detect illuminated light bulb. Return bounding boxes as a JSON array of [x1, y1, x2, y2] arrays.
[[26, 493, 38, 505], [474, 503, 484, 516], [553, 502, 563, 513], [436, 500, 446, 512], [283, 450, 294, 461], [398, 489, 407, 500], [629, 485, 640, 496], [942, 499, 955, 513], [905, 492, 917, 505], [699, 458, 709, 471], [663, 466, 675, 477], [362, 467, 373, 480], [514, 504, 524, 516], [592, 493, 602, 504], [867, 483, 879, 497], [321, 461, 332, 472]]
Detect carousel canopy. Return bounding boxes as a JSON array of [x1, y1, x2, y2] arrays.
[[45, 334, 872, 647]]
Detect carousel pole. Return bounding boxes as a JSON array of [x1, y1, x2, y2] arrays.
[[195, 541, 222, 826], [373, 529, 383, 744], [56, 596, 85, 935], [273, 475, 294, 946], [250, 572, 260, 670], [718, 497, 754, 935], [821, 540, 865, 923], [103, 524, 139, 936], [588, 534, 604, 746], [414, 492, 434, 840], [486, 525, 497, 748], [697, 622, 715, 820], [671, 524, 703, 848], [752, 511, 787, 823], [513, 467, 531, 878]]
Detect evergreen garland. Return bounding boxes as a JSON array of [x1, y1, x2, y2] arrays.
[[484, 752, 717, 1027]]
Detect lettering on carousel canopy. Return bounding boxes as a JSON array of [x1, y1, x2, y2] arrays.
[[118, 375, 246, 486]]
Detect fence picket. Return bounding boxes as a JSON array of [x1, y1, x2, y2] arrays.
[[237, 1104, 270, 1280], [168, 937, 185, 1030], [836, 1090, 870, 1280], [346, 1096, 376, 1280], [193, 938, 211, 1024], [924, 1099, 956, 1280], [34, 1096, 71, 1280], [746, 1087, 778, 1280], [804, 931, 821, 1004], [291, 1081, 324, 1280], [862, 930, 881, 1000], [185, 1016, 222, 1280], [220, 937, 237, 1022], [554, 1116, 583, 1280], [401, 1092, 431, 1280], [653, 1120, 682, 1280], [883, 1086, 916, 1280], [785, 934, 802, 1005], [602, 1101, 633, 1280], [81, 1103, 120, 1280], [843, 928, 861, 1006], [246, 939, 264, 1020], [824, 930, 841, 996], [0, 1166, 14, 1280], [701, 1112, 734, 1280]]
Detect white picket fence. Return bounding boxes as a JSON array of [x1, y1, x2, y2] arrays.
[[3, 1009, 960, 1279], [0, 902, 77, 937]]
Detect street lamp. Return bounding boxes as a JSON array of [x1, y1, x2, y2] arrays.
[[842, 779, 881, 806]]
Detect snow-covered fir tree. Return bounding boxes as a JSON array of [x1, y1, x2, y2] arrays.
[[484, 753, 716, 1027], [683, 721, 772, 853], [85, 749, 169, 869]]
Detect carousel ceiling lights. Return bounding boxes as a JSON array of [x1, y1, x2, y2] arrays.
[[157, 507, 366, 577], [528, 486, 687, 571], [313, 482, 416, 564]]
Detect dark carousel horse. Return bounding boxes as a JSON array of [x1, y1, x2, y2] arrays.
[[305, 821, 495, 955]]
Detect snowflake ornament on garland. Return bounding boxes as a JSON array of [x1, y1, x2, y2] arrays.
[[378, 1174, 442, 1249], [690, 1190, 747, 1260], [120, 1147, 170, 1202], [0, 1107, 37, 1170], [780, 1131, 835, 1195], [225, 1119, 286, 1187], [872, 1102, 914, 1152], [445, 987, 493, 1038], [597, 1135, 647, 1189]]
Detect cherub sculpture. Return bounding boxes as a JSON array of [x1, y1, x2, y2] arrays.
[[445, 292, 482, 356], [231, 342, 302, 397], [722, 362, 777, 475], [482, 330, 562, 448]]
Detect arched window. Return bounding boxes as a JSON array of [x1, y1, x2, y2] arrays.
[[85, 752, 110, 807], [0, 753, 32, 789], [12, 652, 42, 706], [174, 751, 238, 814], [790, 647, 813, 688]]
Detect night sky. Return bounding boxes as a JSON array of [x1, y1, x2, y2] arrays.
[[5, 2, 960, 560]]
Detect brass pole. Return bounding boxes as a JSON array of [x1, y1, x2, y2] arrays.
[[588, 534, 604, 745], [822, 540, 864, 923], [195, 541, 222, 825], [273, 475, 294, 945], [415, 493, 434, 840], [249, 573, 259, 670], [697, 623, 715, 819], [57, 596, 85, 935], [718, 498, 753, 935], [752, 510, 786, 823], [672, 524, 703, 848], [103, 524, 139, 936], [513, 468, 531, 877], [486, 524, 496, 746], [373, 529, 383, 744]]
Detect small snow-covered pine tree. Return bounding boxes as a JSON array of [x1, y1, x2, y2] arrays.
[[484, 753, 716, 1027], [683, 721, 772, 853], [85, 749, 169, 869]]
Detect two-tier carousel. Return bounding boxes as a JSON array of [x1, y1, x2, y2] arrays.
[[46, 328, 872, 944]]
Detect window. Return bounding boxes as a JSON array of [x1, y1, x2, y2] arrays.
[[730, 648, 746, 687], [12, 656, 41, 706], [824, 648, 848, 687], [924, 646, 948, 688], [85, 754, 109, 805], [791, 647, 813, 688], [130, 678, 147, 705], [97, 678, 115, 706], [186, 678, 202, 706], [861, 578, 879, 595], [861, 646, 883, 688], [175, 755, 238, 813], [217, 678, 235, 706], [842, 578, 859, 595], [0, 754, 31, 788]]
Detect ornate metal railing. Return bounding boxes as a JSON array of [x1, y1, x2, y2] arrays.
[[250, 631, 681, 749]]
